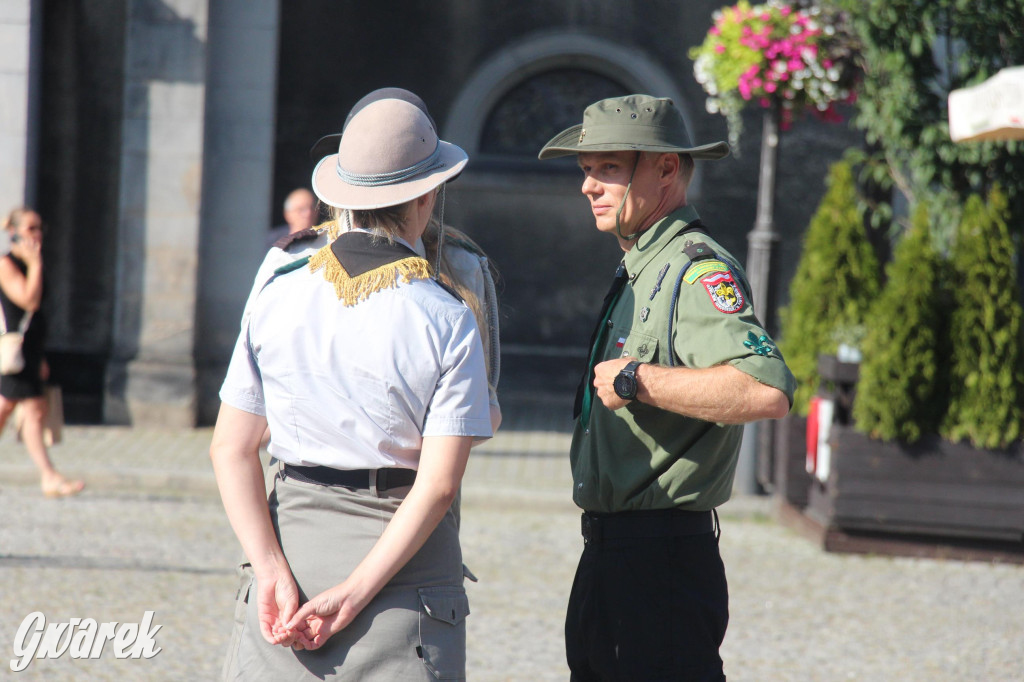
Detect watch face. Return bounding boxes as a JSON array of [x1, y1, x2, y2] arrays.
[[613, 372, 637, 400]]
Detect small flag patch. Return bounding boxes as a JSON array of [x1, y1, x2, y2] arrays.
[[615, 337, 626, 348]]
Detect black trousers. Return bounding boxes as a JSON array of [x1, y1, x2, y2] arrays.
[[565, 513, 729, 682]]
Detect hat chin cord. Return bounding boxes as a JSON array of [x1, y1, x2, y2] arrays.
[[433, 183, 446, 281], [614, 154, 642, 242]]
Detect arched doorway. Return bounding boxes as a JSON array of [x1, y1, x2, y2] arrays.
[[442, 33, 704, 393]]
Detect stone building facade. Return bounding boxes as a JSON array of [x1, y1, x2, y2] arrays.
[[1, 0, 860, 426]]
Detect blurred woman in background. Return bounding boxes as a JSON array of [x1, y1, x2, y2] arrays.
[[0, 207, 82, 498]]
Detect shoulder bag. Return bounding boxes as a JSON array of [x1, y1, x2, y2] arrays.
[[0, 306, 33, 375]]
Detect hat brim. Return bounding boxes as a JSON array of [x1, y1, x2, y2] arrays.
[[538, 124, 730, 161], [309, 133, 341, 162], [312, 142, 468, 210]]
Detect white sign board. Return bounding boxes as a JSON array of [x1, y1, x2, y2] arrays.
[[948, 66, 1024, 142]]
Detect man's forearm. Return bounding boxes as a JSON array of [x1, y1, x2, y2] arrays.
[[634, 362, 790, 423]]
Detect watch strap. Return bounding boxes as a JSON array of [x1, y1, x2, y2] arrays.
[[621, 360, 642, 375]]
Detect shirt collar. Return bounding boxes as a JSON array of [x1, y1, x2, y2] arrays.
[[410, 237, 427, 258], [348, 226, 423, 257], [329, 231, 424, 278], [623, 205, 702, 276]]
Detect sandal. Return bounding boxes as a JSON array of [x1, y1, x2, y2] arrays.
[[42, 476, 85, 498]]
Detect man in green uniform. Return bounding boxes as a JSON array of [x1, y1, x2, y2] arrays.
[[538, 95, 796, 681]]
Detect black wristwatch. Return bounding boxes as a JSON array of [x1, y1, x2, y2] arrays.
[[613, 360, 643, 400]]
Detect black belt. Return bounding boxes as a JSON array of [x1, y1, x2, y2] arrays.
[[581, 508, 715, 544], [283, 464, 416, 492]]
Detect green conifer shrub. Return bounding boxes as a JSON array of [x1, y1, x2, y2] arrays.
[[853, 203, 947, 442], [779, 160, 881, 415], [941, 186, 1024, 449]]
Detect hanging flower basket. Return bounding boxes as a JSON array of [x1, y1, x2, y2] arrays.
[[689, 0, 860, 150]]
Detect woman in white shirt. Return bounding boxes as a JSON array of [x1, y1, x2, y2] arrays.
[[212, 96, 492, 680], [244, 88, 502, 434]]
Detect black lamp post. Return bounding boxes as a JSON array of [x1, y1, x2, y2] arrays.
[[746, 101, 782, 332], [738, 101, 782, 495]]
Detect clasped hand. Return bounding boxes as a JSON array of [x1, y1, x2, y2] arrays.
[[257, 569, 367, 651]]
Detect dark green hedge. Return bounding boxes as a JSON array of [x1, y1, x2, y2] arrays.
[[940, 186, 1024, 449], [853, 203, 947, 442], [779, 161, 880, 415]]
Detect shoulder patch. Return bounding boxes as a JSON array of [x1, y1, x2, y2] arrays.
[[684, 259, 730, 284], [700, 271, 745, 314]]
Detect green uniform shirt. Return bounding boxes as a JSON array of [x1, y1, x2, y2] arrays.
[[570, 205, 796, 513]]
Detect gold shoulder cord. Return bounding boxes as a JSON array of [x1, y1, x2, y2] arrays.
[[308, 244, 436, 306]]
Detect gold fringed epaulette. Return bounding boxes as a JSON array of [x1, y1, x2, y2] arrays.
[[308, 244, 435, 306], [324, 220, 342, 242]]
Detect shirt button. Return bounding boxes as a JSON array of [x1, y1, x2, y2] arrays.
[[577, 483, 583, 489], [606, 319, 613, 328], [584, 428, 590, 435]]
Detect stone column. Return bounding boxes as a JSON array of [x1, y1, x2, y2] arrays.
[[105, 0, 209, 426], [0, 0, 39, 211], [195, 0, 280, 424]]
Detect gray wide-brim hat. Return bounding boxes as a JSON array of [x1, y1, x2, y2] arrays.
[[538, 94, 729, 161], [312, 98, 468, 210], [308, 87, 437, 162]]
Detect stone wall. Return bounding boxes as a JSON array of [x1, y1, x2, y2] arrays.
[[194, 0, 279, 425], [0, 0, 37, 211]]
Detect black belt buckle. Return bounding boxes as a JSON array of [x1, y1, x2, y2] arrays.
[[374, 467, 417, 493]]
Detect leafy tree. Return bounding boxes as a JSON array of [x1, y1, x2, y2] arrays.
[[779, 160, 881, 415], [853, 203, 947, 442], [839, 0, 1024, 243], [941, 187, 1024, 449]]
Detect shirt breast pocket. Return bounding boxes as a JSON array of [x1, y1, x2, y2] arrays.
[[611, 329, 659, 364]]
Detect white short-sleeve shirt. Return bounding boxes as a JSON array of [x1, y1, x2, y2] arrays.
[[220, 244, 493, 470]]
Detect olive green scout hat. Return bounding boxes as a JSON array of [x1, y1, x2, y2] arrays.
[[537, 94, 730, 161]]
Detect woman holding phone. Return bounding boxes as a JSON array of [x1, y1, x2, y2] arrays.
[[0, 208, 82, 498]]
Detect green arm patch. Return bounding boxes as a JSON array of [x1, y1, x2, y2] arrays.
[[743, 331, 776, 357], [684, 259, 730, 284]]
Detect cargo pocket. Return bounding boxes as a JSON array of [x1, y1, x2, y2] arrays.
[[604, 319, 660, 359], [417, 586, 470, 680], [621, 330, 659, 363], [221, 562, 254, 682]]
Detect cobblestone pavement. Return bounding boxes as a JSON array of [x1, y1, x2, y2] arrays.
[[1, 406, 1022, 680]]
